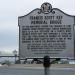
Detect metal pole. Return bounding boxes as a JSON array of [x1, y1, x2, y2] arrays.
[[44, 67, 49, 75], [43, 56, 50, 75], [15, 54, 16, 64], [15, 54, 17, 64]]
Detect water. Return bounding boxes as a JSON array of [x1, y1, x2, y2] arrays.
[[0, 57, 18, 64], [0, 68, 75, 75]]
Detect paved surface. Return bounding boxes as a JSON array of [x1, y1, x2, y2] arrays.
[[1, 64, 75, 69], [0, 64, 75, 75]]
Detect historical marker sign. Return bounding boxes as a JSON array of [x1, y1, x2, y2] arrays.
[[18, 3, 75, 59]]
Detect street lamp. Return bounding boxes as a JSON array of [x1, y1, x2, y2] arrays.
[[13, 50, 17, 64]]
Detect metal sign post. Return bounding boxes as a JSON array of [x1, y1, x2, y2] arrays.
[[43, 56, 50, 75]]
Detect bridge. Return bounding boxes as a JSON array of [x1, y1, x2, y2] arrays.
[[0, 56, 19, 57]]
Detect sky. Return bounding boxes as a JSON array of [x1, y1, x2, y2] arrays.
[[0, 0, 75, 52]]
